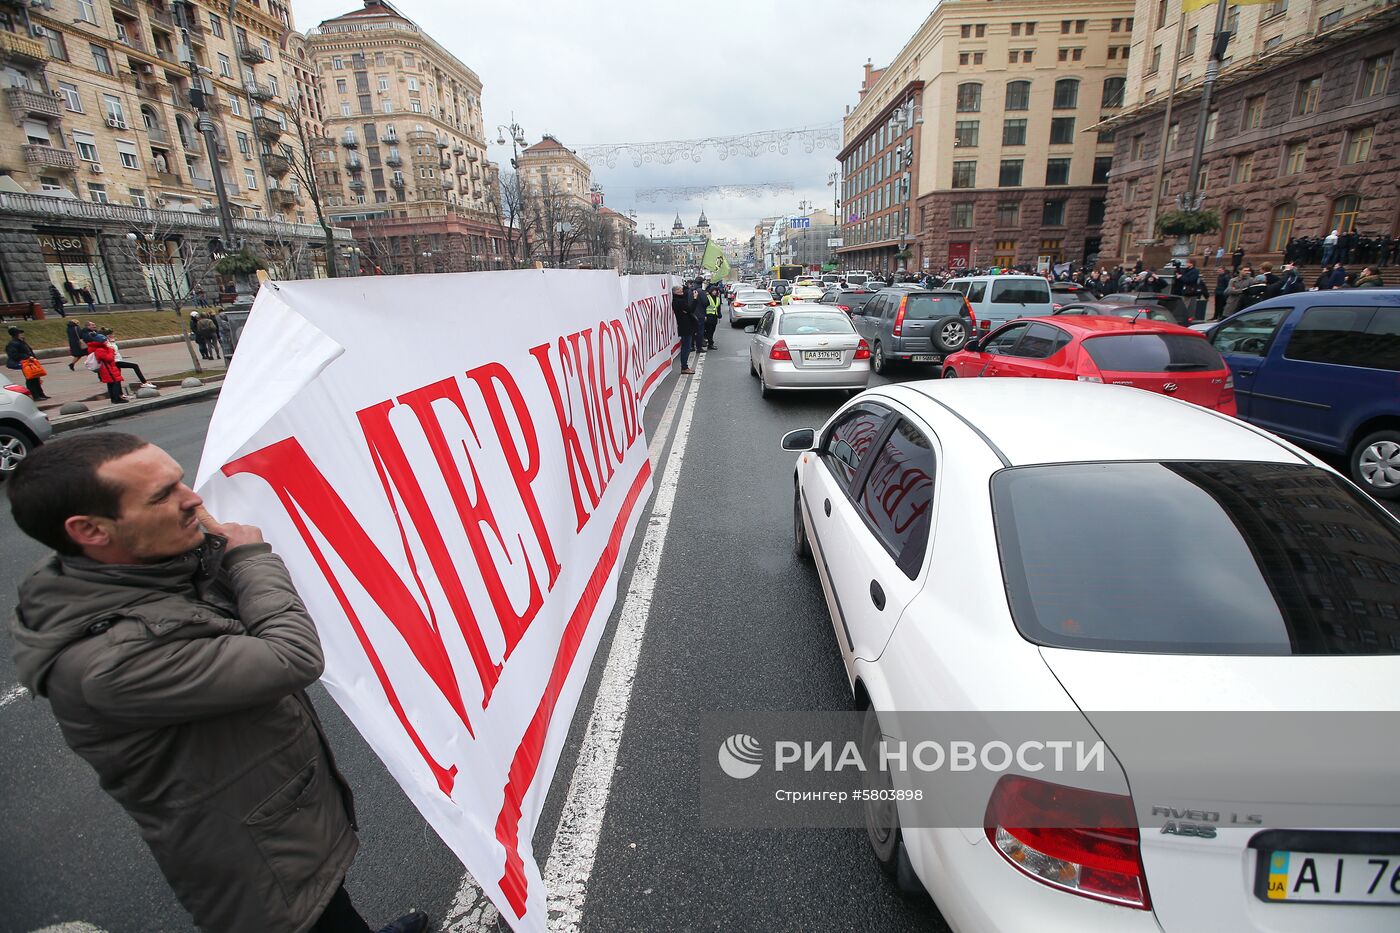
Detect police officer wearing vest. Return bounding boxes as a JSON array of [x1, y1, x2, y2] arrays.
[[703, 284, 723, 350]]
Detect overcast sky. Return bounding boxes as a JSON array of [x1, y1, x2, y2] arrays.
[[294, 0, 934, 248]]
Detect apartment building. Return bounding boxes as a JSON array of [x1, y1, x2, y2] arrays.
[[302, 0, 508, 273], [838, 0, 1135, 274], [515, 134, 592, 207], [0, 0, 352, 307], [1097, 0, 1398, 268]]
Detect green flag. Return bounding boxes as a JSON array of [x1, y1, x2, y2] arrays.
[[701, 240, 731, 280]]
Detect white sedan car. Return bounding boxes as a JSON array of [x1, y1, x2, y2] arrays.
[[749, 307, 871, 397], [787, 284, 827, 302], [783, 379, 1400, 933]]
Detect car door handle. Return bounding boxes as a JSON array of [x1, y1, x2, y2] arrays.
[[824, 498, 831, 517], [1236, 370, 1255, 378], [870, 580, 886, 611]]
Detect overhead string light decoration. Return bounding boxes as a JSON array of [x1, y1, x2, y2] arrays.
[[577, 124, 842, 168], [633, 183, 795, 202]]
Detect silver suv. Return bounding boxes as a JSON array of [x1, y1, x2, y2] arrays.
[[849, 288, 974, 374], [0, 370, 53, 476]]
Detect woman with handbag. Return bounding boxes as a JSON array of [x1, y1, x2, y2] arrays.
[[5, 327, 49, 400]]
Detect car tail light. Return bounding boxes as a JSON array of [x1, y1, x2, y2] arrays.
[[854, 339, 871, 360], [4, 384, 32, 397], [1218, 373, 1236, 411], [769, 339, 792, 361], [985, 775, 1150, 910], [733, 301, 745, 307], [892, 296, 909, 336], [837, 304, 851, 312], [1075, 353, 1103, 384]]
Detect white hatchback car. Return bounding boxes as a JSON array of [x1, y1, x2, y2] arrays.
[[783, 379, 1400, 933], [749, 307, 871, 397]]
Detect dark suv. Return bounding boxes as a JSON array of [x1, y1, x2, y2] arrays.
[[850, 288, 974, 374]]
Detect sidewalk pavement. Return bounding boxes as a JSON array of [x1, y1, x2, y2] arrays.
[[30, 339, 228, 432]]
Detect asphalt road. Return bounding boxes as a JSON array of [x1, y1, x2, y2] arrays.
[[2, 323, 1394, 932]]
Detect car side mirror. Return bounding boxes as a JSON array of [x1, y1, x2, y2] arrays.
[[781, 427, 816, 451], [744, 325, 757, 334], [964, 338, 981, 352]]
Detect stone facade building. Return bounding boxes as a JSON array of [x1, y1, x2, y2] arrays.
[[304, 0, 507, 273], [838, 0, 1134, 275], [1097, 0, 1398, 268], [0, 0, 354, 306]]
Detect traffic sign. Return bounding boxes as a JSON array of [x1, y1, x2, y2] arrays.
[[789, 217, 811, 228]]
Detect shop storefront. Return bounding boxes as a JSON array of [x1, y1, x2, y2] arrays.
[[38, 229, 116, 305], [136, 237, 191, 305]]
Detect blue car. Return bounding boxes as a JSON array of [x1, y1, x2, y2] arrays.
[[1208, 289, 1400, 501]]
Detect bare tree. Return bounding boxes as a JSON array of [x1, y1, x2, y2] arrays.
[[489, 169, 537, 268], [120, 214, 210, 374], [529, 176, 590, 268], [284, 93, 340, 277]]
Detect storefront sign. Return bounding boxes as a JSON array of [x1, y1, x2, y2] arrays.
[[195, 271, 679, 931], [948, 242, 971, 269]]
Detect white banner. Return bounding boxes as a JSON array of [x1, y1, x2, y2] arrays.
[[194, 270, 678, 930]]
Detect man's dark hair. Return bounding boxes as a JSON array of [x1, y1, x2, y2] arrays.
[[8, 432, 149, 556]]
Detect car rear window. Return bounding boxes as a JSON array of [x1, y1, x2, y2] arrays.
[[903, 295, 966, 320], [992, 462, 1400, 655], [778, 312, 856, 335], [1082, 333, 1224, 372], [1284, 306, 1400, 372], [990, 280, 1050, 303], [842, 292, 877, 312]]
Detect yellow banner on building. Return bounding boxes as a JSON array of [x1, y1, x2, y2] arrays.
[[701, 240, 731, 280]]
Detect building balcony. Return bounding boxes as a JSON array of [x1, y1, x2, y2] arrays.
[[245, 81, 274, 101], [238, 44, 267, 65], [262, 153, 290, 176], [382, 131, 399, 144], [132, 78, 166, 102], [340, 133, 358, 148], [253, 116, 282, 140], [385, 153, 402, 167], [407, 130, 435, 146], [271, 188, 298, 208], [5, 87, 61, 121], [150, 169, 182, 186], [144, 123, 170, 144], [439, 158, 450, 170], [347, 178, 365, 191], [435, 136, 448, 149], [22, 143, 76, 170], [191, 175, 214, 191], [154, 46, 177, 63], [309, 135, 336, 152], [111, 0, 136, 10], [345, 157, 362, 171], [419, 188, 445, 201], [452, 144, 464, 155], [0, 31, 46, 64], [466, 151, 478, 162], [118, 32, 147, 53], [149, 7, 176, 32], [390, 176, 405, 188]]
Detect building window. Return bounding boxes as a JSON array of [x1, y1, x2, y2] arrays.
[[341, 103, 352, 116], [1101, 77, 1126, 108], [952, 161, 977, 188], [1039, 237, 1064, 261], [54, 81, 82, 113], [1183, 26, 1198, 59], [954, 120, 979, 147], [1092, 155, 1112, 184], [102, 95, 125, 126], [1097, 126, 1117, 144], [951, 203, 975, 228], [1108, 47, 1117, 60], [1046, 159, 1072, 186], [1329, 194, 1361, 232], [959, 52, 969, 66], [1318, 9, 1342, 30], [1156, 0, 1169, 28], [957, 83, 982, 112], [244, 168, 257, 190], [1267, 202, 1296, 251], [1295, 76, 1322, 116], [1130, 135, 1145, 160], [1165, 122, 1180, 152], [1284, 141, 1306, 175], [1343, 126, 1373, 164], [994, 240, 1017, 266], [1005, 80, 1031, 111], [217, 53, 232, 78], [1050, 117, 1076, 145], [89, 44, 113, 76], [1087, 197, 1106, 225], [378, 76, 389, 92], [1358, 53, 1392, 99], [1053, 79, 1080, 110], [383, 100, 394, 113], [1204, 109, 1219, 141], [1002, 119, 1027, 146], [410, 99, 422, 113], [130, 188, 147, 208], [1243, 95, 1265, 130], [1149, 45, 1162, 75], [75, 138, 98, 162], [118, 146, 138, 170], [1160, 176, 1171, 199], [1118, 221, 1135, 260], [208, 12, 223, 36], [229, 97, 241, 116], [86, 182, 107, 203], [999, 159, 1024, 187], [974, 51, 984, 65], [336, 78, 348, 94], [996, 202, 1021, 227], [1125, 178, 1140, 202], [333, 56, 344, 70], [1231, 153, 1254, 184], [35, 25, 66, 60], [1061, 19, 1071, 33], [1224, 209, 1245, 251], [1266, 0, 1288, 17], [408, 77, 419, 92]]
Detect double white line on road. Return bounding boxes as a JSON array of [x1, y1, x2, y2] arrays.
[[444, 356, 706, 932]]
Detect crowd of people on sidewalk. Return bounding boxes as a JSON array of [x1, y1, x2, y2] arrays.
[[670, 278, 726, 374]]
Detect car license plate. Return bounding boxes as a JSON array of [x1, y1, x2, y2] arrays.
[[1260, 850, 1400, 905], [911, 355, 939, 362], [804, 351, 841, 362]]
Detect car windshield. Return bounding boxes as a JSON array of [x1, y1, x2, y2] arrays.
[[778, 312, 856, 335], [990, 280, 1050, 303], [903, 295, 966, 320], [1082, 333, 1223, 372], [993, 461, 1400, 655]]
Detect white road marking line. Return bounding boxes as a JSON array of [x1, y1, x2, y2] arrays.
[[1, 684, 29, 708], [543, 352, 705, 930], [441, 361, 699, 933], [29, 924, 108, 933]]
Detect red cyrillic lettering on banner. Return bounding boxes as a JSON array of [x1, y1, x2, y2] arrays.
[[609, 319, 639, 447], [222, 436, 464, 795], [530, 339, 600, 533], [594, 321, 625, 467], [465, 362, 562, 596], [494, 457, 654, 918], [567, 328, 615, 492]]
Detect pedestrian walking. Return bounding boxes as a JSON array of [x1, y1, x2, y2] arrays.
[[194, 283, 207, 308], [704, 284, 723, 350], [672, 284, 697, 374], [5, 326, 49, 399], [101, 327, 156, 391], [48, 283, 67, 320], [7, 433, 431, 933], [191, 311, 209, 360], [79, 283, 96, 314], [197, 312, 221, 359], [84, 334, 128, 405], [65, 318, 86, 370]]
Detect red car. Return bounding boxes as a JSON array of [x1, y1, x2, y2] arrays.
[[941, 315, 1236, 414]]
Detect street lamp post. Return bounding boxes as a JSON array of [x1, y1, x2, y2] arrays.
[[495, 115, 528, 264]]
